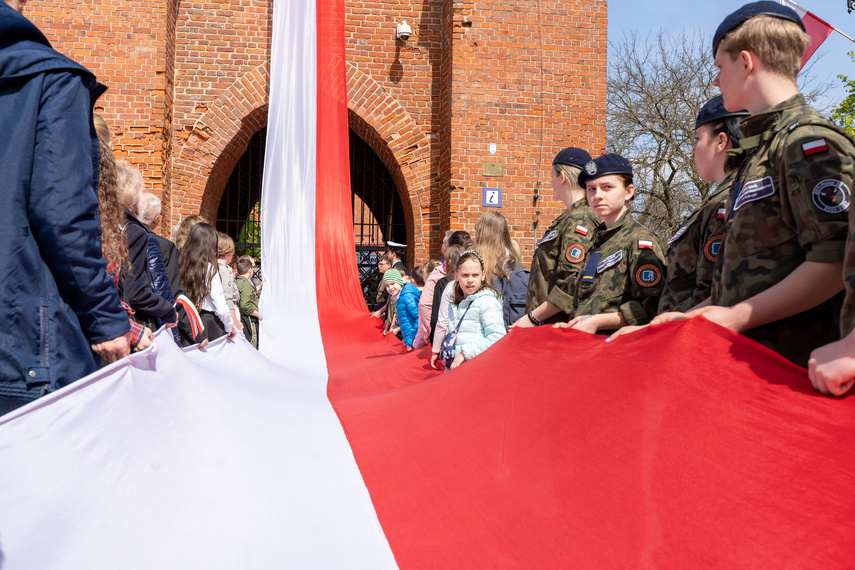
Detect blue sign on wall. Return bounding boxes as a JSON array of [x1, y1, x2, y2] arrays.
[[483, 187, 502, 208]]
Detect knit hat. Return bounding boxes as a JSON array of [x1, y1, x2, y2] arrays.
[[382, 269, 404, 286]]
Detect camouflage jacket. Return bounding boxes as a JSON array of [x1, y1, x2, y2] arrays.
[[658, 172, 732, 313], [841, 192, 855, 337], [526, 199, 600, 322], [711, 94, 855, 366], [573, 210, 666, 329]]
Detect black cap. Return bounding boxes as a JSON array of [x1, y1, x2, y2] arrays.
[[578, 154, 633, 187], [552, 147, 592, 169], [713, 1, 804, 56], [695, 94, 750, 129]]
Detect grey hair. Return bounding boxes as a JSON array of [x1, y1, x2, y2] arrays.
[[115, 161, 143, 213], [137, 192, 162, 226]]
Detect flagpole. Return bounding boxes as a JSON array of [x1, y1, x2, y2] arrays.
[[833, 27, 855, 44]]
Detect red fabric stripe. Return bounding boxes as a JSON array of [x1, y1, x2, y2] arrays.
[[313, 1, 855, 566], [315, 0, 365, 316], [324, 314, 855, 568]]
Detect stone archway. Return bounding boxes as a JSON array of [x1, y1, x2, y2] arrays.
[[345, 62, 433, 266], [171, 63, 269, 228]]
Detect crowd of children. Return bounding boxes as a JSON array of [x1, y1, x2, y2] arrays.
[[372, 2, 855, 396]]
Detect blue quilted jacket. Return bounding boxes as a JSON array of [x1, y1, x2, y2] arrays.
[[396, 283, 421, 347], [445, 288, 506, 361]]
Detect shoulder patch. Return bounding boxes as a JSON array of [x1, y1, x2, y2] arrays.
[[704, 234, 723, 262], [537, 230, 557, 246], [734, 176, 776, 211], [596, 250, 623, 274], [668, 222, 690, 246], [812, 179, 851, 214], [788, 121, 799, 132], [802, 139, 829, 156], [637, 240, 654, 250], [635, 264, 662, 288], [716, 207, 726, 220], [574, 225, 589, 236], [565, 244, 586, 263]]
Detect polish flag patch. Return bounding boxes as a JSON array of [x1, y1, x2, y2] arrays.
[[716, 208, 726, 219], [638, 240, 654, 250], [802, 139, 828, 156], [575, 225, 589, 236]]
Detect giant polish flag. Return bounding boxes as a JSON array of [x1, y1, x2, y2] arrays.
[[2, 0, 855, 568]]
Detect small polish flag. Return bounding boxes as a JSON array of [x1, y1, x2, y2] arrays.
[[780, 0, 835, 70], [716, 208, 726, 220], [802, 139, 829, 156], [638, 240, 654, 250], [575, 225, 589, 236]]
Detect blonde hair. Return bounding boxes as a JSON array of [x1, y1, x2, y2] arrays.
[[115, 160, 143, 212], [717, 15, 809, 81], [474, 211, 521, 284], [174, 215, 207, 250], [93, 113, 111, 145], [217, 232, 235, 257], [554, 163, 582, 189]]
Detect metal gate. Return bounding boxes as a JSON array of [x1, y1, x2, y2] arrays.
[[214, 127, 407, 308], [216, 128, 265, 261], [349, 129, 407, 308]]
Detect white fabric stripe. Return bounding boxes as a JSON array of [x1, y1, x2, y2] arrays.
[[0, 333, 396, 568], [257, 0, 398, 567], [0, 1, 398, 567]]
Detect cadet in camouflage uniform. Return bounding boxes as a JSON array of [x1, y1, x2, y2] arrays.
[[515, 147, 600, 327], [658, 95, 749, 313], [808, 194, 855, 396], [556, 154, 666, 335], [680, 2, 855, 368]]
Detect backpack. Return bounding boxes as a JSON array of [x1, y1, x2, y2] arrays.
[[492, 262, 530, 330]]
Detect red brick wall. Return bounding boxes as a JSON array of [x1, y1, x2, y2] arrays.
[[28, 0, 607, 263], [27, 0, 171, 222], [169, 0, 273, 229], [345, 0, 608, 264], [443, 0, 608, 261]]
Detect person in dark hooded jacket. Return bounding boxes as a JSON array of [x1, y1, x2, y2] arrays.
[[0, 0, 131, 414]]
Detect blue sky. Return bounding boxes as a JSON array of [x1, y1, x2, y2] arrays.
[[608, 0, 854, 113]]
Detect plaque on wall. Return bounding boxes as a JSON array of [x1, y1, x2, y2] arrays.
[[482, 162, 503, 176]]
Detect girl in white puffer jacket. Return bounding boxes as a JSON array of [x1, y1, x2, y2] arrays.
[[439, 250, 506, 370]]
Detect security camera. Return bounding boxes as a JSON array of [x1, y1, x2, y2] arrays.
[[396, 21, 412, 42]]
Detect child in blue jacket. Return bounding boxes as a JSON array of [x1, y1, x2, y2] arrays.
[[383, 269, 421, 350]]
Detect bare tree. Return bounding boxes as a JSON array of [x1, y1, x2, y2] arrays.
[[607, 29, 717, 238], [607, 29, 834, 239]]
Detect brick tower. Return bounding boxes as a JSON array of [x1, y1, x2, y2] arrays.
[[27, 0, 607, 265]]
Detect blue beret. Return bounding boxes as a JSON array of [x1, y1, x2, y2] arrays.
[[695, 94, 750, 129], [578, 154, 633, 187], [713, 1, 804, 56], [552, 147, 592, 169]]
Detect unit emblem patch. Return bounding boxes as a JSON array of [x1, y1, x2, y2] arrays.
[[635, 264, 662, 288], [811, 179, 851, 214], [703, 234, 723, 262], [565, 244, 586, 263]]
